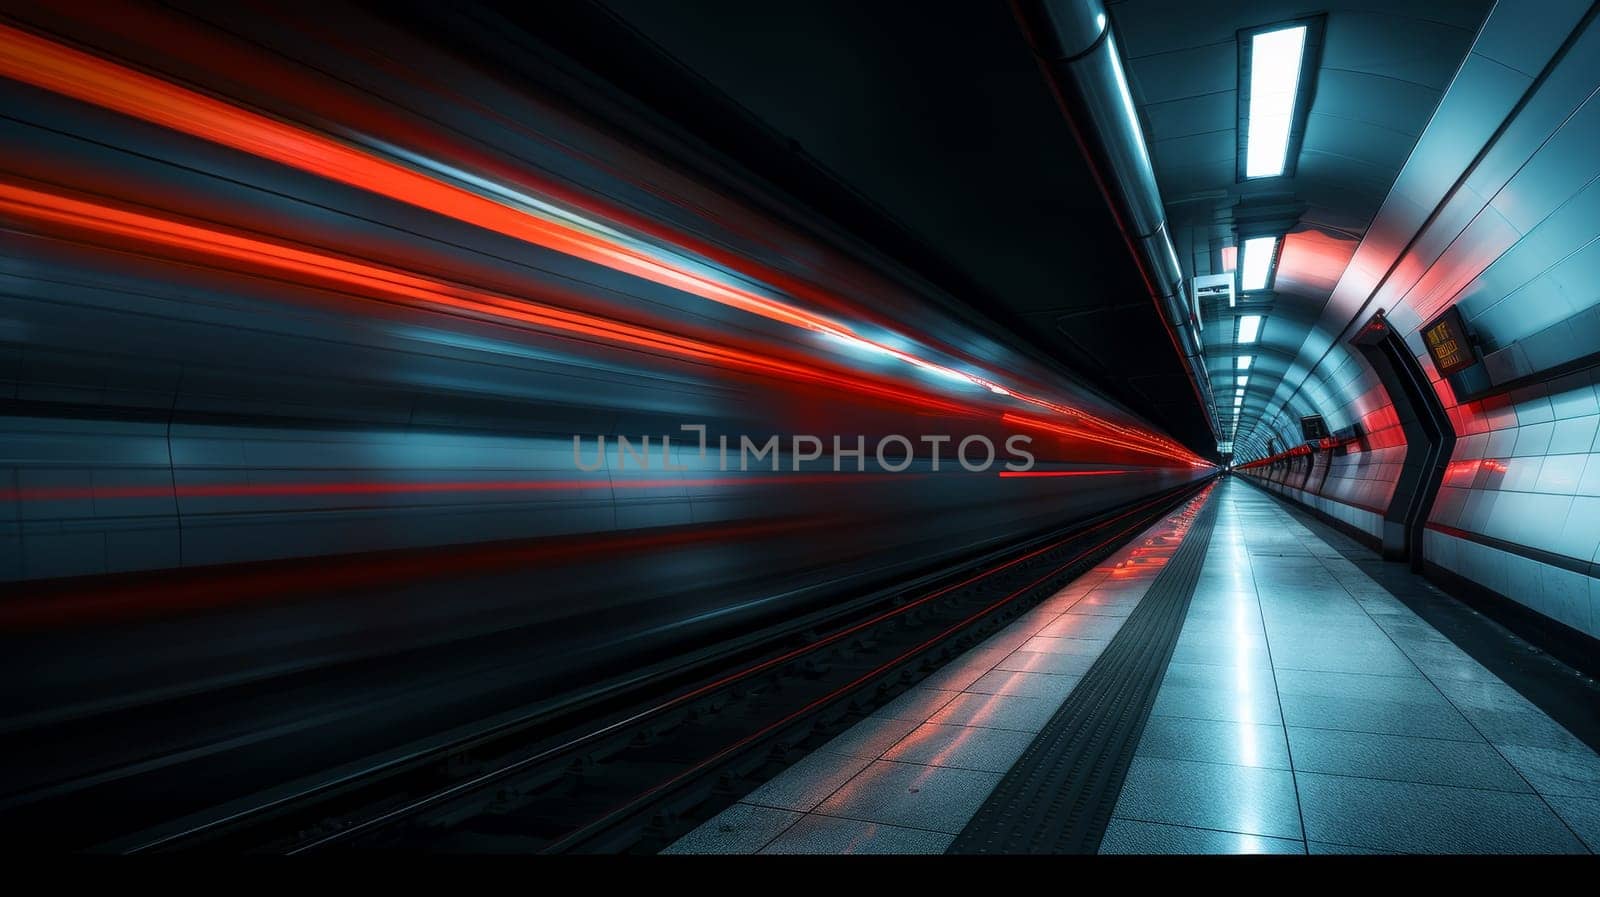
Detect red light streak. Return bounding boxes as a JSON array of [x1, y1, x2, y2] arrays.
[[0, 517, 824, 632], [0, 179, 972, 418], [1001, 413, 1204, 466], [0, 24, 1208, 468], [997, 469, 1130, 478], [0, 177, 1205, 466], [0, 472, 934, 503], [0, 24, 827, 332], [1442, 458, 1505, 481]]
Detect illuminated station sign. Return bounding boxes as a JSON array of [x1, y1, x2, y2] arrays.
[[1300, 414, 1329, 441], [1422, 306, 1478, 377]]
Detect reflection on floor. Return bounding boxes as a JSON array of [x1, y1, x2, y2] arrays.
[[1102, 481, 1596, 854], [664, 491, 1203, 854], [665, 479, 1600, 854]]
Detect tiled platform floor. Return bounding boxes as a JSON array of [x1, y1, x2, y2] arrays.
[[664, 491, 1204, 854], [665, 479, 1600, 854], [1101, 480, 1598, 854]]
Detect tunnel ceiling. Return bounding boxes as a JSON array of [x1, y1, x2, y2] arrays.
[[490, 0, 1223, 457], [1110, 0, 1493, 449]]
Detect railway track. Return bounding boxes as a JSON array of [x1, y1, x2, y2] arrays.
[[117, 480, 1209, 854]]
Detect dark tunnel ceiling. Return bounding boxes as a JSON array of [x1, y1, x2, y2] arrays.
[[1110, 0, 1492, 452], [483, 0, 1219, 455]]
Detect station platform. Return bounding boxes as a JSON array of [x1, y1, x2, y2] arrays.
[[665, 478, 1600, 854]]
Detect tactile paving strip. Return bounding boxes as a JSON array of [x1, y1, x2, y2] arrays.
[[947, 489, 1219, 854]]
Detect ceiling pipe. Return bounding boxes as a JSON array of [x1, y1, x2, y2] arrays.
[[1012, 0, 1221, 444]]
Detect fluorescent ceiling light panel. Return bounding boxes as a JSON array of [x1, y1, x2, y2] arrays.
[[1245, 25, 1307, 178], [1237, 355, 1253, 370], [1234, 396, 1244, 406], [1238, 314, 1263, 343], [1240, 236, 1278, 292], [1237, 375, 1249, 386]]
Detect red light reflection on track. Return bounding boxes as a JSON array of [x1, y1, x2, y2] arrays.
[[536, 481, 1218, 852]]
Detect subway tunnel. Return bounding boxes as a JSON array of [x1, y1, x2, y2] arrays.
[[0, 0, 1596, 856]]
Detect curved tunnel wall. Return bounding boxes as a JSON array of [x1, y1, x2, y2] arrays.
[[1254, 342, 1408, 537], [1242, 342, 1408, 541], [1241, 6, 1600, 645]]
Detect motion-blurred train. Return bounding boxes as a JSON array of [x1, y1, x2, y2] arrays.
[[0, 3, 1209, 842]]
